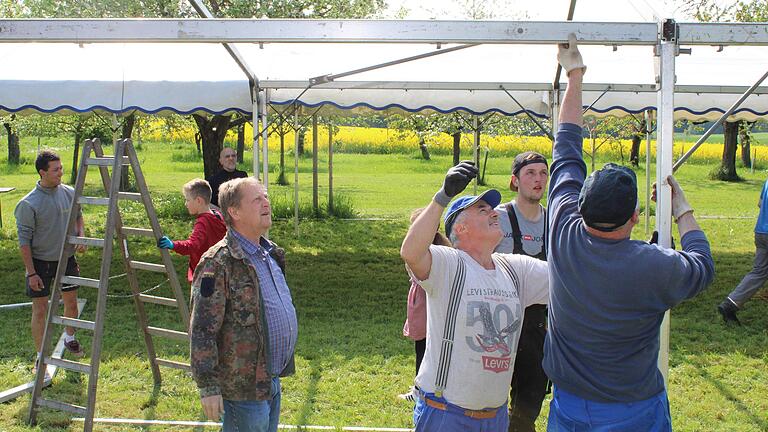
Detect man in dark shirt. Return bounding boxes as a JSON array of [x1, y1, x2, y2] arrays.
[[544, 35, 715, 431], [207, 147, 247, 207]]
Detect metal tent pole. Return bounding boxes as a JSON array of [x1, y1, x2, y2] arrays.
[[312, 114, 319, 213], [473, 116, 480, 194], [262, 90, 270, 189], [293, 107, 300, 236], [655, 20, 677, 386], [252, 86, 260, 179], [644, 109, 653, 236]]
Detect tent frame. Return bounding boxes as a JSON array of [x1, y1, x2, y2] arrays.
[[2, 16, 768, 424]]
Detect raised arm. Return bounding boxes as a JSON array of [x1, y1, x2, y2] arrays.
[[401, 161, 477, 280], [557, 34, 586, 127]]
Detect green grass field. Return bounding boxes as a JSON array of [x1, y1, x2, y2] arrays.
[[0, 137, 766, 431]]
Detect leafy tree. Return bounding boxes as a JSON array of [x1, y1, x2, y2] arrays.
[[680, 0, 768, 181]]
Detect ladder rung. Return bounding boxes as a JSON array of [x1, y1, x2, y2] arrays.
[[117, 192, 142, 202], [121, 227, 155, 237], [78, 196, 110, 206], [156, 358, 191, 371], [52, 316, 96, 331], [44, 357, 91, 374], [36, 398, 87, 416], [61, 275, 101, 289], [130, 261, 167, 273], [85, 156, 130, 166], [138, 294, 178, 307], [146, 327, 188, 341], [68, 236, 105, 248]]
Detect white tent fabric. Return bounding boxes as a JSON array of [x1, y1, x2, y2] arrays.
[[0, 40, 766, 121]]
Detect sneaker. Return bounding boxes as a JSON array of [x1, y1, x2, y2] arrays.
[[397, 387, 416, 402], [32, 360, 52, 382], [64, 339, 85, 357], [717, 300, 741, 326]]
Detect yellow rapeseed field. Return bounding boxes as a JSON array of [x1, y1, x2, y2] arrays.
[[141, 120, 765, 164]]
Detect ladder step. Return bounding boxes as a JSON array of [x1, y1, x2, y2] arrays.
[[85, 156, 130, 166], [52, 316, 96, 331], [67, 235, 105, 248], [146, 327, 188, 341], [78, 196, 110, 206], [138, 294, 178, 307], [117, 192, 142, 202], [130, 261, 167, 273], [44, 357, 91, 374], [121, 227, 155, 237], [61, 275, 101, 289], [36, 398, 87, 416], [156, 358, 192, 371]]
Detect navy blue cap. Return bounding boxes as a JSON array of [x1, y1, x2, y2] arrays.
[[578, 163, 638, 232], [444, 189, 502, 237]]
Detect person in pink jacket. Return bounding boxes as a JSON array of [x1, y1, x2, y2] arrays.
[[399, 208, 451, 402]]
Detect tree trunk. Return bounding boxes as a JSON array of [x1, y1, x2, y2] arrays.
[[452, 132, 461, 165], [297, 126, 305, 156], [195, 132, 202, 155], [277, 130, 288, 185], [3, 121, 20, 165], [71, 127, 83, 184], [629, 119, 645, 167], [236, 124, 245, 163], [120, 114, 136, 190], [740, 122, 752, 168], [419, 137, 431, 160], [192, 114, 232, 179], [719, 121, 740, 181]]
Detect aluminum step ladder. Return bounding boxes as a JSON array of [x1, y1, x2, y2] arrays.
[[28, 138, 191, 432]]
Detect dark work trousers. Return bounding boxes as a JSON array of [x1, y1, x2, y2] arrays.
[[509, 304, 548, 432], [415, 338, 426, 375]]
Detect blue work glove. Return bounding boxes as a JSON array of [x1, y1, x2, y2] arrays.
[[433, 161, 478, 207], [157, 236, 174, 250]]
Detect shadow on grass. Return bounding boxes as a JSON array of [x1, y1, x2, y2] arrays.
[[294, 360, 322, 426], [139, 384, 161, 431], [695, 364, 768, 432]]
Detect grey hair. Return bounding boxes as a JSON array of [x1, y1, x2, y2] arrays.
[[218, 177, 262, 226], [447, 211, 468, 246]]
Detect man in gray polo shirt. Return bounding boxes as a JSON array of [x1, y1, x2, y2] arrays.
[[15, 150, 86, 364]]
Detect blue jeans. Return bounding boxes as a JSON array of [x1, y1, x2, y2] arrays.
[[413, 392, 508, 432], [222, 377, 281, 432], [547, 387, 672, 432]]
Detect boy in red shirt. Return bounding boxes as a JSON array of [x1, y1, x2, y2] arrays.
[[158, 179, 227, 282]]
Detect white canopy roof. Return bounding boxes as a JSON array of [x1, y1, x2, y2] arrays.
[[1, 0, 766, 122]]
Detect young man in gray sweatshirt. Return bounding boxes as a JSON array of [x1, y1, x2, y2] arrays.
[[15, 150, 86, 365]]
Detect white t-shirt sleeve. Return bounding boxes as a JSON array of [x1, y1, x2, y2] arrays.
[[407, 244, 457, 296], [505, 254, 549, 307]]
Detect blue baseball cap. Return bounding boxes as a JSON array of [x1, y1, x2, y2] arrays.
[[578, 163, 638, 231], [444, 189, 502, 237]]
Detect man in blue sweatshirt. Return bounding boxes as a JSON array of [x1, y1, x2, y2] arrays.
[[544, 35, 715, 431]]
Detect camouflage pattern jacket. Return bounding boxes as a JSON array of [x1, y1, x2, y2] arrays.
[[190, 230, 294, 400]]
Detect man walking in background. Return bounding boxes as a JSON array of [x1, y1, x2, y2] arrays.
[[717, 177, 768, 325], [15, 150, 86, 368], [495, 151, 549, 432], [544, 35, 715, 431]]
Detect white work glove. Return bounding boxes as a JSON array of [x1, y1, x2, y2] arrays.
[[668, 175, 693, 221], [557, 33, 586, 76]]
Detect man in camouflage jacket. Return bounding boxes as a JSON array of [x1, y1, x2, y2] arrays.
[[190, 177, 297, 432]]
